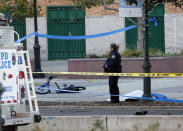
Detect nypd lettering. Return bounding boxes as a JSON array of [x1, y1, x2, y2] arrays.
[[0, 52, 12, 69]]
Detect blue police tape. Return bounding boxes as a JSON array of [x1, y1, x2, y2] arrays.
[[148, 17, 158, 27], [36, 25, 137, 40], [122, 95, 183, 103], [35, 17, 157, 40], [14, 32, 37, 44], [154, 17, 158, 27], [14, 17, 157, 43]]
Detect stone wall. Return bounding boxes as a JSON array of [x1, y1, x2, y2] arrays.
[[86, 15, 125, 56], [165, 14, 183, 53], [26, 17, 47, 61]]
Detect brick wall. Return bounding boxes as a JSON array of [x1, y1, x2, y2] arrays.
[[37, 0, 118, 16], [166, 3, 183, 13], [37, 0, 71, 15], [37, 0, 183, 16]]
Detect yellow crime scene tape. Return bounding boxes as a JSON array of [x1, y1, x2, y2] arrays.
[[32, 72, 183, 78]]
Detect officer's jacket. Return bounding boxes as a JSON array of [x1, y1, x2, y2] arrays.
[[103, 50, 122, 73]]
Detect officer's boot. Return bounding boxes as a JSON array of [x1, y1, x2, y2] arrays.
[[114, 96, 120, 103], [110, 96, 119, 103]]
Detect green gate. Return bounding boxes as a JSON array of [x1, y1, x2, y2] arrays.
[[47, 6, 86, 60], [125, 18, 138, 50], [125, 4, 165, 52], [10, 21, 27, 50]]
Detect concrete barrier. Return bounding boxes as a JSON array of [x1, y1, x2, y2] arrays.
[[107, 116, 183, 131], [68, 56, 183, 79], [18, 116, 107, 131], [18, 115, 183, 131]]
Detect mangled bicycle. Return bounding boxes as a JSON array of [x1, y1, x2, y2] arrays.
[[33, 75, 86, 94]]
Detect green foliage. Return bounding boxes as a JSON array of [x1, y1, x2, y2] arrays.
[[149, 48, 165, 57], [87, 49, 183, 58], [87, 54, 101, 58], [87, 53, 109, 58], [0, 0, 42, 21], [121, 49, 144, 58], [121, 49, 165, 58], [92, 119, 105, 131], [146, 122, 160, 131], [121, 49, 183, 57], [68, 0, 115, 8], [101, 53, 109, 58], [125, 0, 183, 12], [0, 0, 11, 13], [67, 0, 183, 12]]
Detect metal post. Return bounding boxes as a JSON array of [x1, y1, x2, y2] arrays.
[[143, 0, 152, 98], [33, 0, 45, 78]]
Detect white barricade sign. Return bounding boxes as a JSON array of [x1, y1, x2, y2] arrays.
[[119, 0, 142, 17]]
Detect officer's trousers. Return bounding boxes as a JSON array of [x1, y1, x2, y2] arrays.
[[109, 76, 120, 102]]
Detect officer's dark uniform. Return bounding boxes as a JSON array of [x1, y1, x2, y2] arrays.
[[103, 49, 122, 103]]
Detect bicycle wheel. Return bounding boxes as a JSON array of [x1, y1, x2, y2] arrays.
[[35, 86, 50, 94], [72, 86, 86, 91]]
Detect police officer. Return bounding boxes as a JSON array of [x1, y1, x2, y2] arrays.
[[103, 43, 122, 103]]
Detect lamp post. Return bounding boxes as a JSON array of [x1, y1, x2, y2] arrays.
[[142, 0, 152, 98], [33, 0, 45, 78]]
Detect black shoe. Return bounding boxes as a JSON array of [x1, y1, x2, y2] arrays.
[[134, 111, 148, 115], [110, 96, 120, 103], [110, 100, 120, 104]]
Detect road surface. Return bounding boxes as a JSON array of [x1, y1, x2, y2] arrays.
[[34, 78, 183, 102]]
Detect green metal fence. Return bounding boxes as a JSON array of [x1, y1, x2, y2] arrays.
[[125, 4, 165, 52], [10, 21, 27, 50], [47, 6, 86, 60]]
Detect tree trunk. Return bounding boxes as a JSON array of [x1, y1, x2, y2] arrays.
[[137, 17, 144, 50]]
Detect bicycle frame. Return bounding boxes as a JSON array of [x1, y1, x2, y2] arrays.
[[35, 75, 86, 94]]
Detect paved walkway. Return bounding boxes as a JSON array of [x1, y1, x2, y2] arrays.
[[34, 78, 183, 102], [33, 61, 183, 116], [34, 60, 183, 102]]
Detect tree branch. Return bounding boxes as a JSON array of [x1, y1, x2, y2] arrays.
[[103, 5, 119, 12], [147, 3, 161, 15], [103, 0, 137, 25], [126, 17, 138, 25], [103, 1, 119, 12]]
